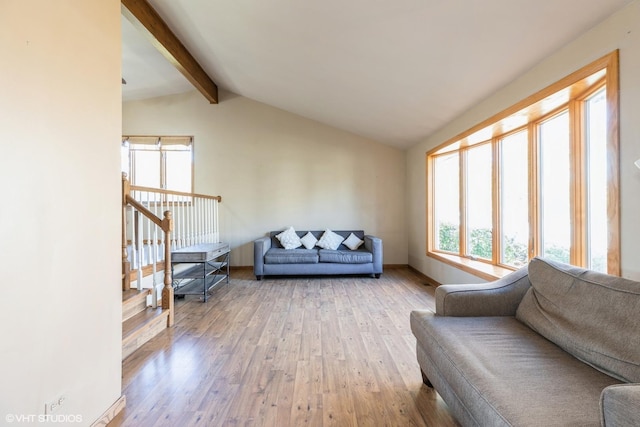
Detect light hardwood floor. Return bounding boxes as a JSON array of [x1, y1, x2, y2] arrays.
[[110, 268, 458, 426]]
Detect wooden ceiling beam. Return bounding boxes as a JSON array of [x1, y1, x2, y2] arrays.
[[121, 0, 218, 104]]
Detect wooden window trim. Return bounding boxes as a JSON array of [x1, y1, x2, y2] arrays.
[[123, 135, 195, 194], [426, 50, 620, 280]]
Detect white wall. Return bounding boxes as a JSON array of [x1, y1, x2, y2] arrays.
[[407, 0, 640, 284], [0, 1, 122, 423], [123, 90, 407, 266]]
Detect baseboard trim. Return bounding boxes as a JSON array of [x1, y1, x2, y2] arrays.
[[231, 264, 440, 286], [383, 264, 409, 269], [408, 265, 441, 287], [90, 395, 126, 427], [231, 264, 410, 271]]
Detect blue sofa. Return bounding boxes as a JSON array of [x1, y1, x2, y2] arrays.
[[253, 229, 383, 280]]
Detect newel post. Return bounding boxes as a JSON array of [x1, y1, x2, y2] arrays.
[[162, 210, 174, 327], [122, 173, 131, 291]]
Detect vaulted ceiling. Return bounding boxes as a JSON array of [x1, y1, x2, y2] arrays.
[[121, 0, 632, 149]]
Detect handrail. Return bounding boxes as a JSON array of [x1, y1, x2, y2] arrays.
[[125, 195, 165, 230], [130, 184, 222, 202], [129, 182, 221, 251], [122, 174, 222, 328], [122, 174, 175, 327]]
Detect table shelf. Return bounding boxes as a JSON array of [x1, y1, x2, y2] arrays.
[[171, 243, 230, 302]]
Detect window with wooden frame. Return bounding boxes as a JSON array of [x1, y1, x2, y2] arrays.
[[121, 135, 194, 193], [426, 51, 619, 280]]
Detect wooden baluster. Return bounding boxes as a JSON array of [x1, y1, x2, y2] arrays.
[[184, 196, 188, 246], [209, 198, 213, 243], [134, 210, 143, 291], [209, 198, 214, 243], [190, 195, 195, 246], [197, 197, 201, 244], [192, 197, 197, 244], [174, 196, 180, 248], [173, 196, 178, 248], [171, 194, 177, 249], [161, 210, 174, 327], [158, 191, 163, 261], [201, 197, 206, 243], [203, 198, 209, 243], [181, 195, 186, 248], [187, 195, 192, 246], [122, 174, 131, 290], [145, 191, 151, 268], [215, 197, 220, 243], [211, 198, 216, 242], [161, 191, 167, 249], [197, 197, 203, 244], [148, 190, 158, 308]]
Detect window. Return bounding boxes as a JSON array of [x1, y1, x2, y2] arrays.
[[465, 142, 493, 260], [426, 51, 619, 279], [433, 152, 459, 253], [499, 130, 528, 268], [585, 88, 608, 272], [122, 136, 193, 193], [539, 111, 571, 264]]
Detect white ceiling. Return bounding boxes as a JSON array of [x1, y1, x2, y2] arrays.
[[121, 0, 632, 150]]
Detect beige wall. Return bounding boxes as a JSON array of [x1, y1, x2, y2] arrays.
[[0, 1, 122, 423], [407, 0, 640, 284], [123, 90, 407, 266]]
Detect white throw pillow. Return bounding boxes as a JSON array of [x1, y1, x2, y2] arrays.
[[343, 233, 364, 250], [317, 229, 344, 250], [300, 232, 318, 249], [275, 226, 302, 249]]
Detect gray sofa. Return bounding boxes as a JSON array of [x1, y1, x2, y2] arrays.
[[253, 229, 382, 280], [410, 257, 640, 426]]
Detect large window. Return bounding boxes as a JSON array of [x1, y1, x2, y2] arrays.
[[122, 136, 193, 193], [539, 111, 571, 264], [427, 51, 619, 279], [499, 130, 528, 268], [433, 152, 460, 253]]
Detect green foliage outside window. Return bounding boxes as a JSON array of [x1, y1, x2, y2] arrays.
[[469, 228, 492, 260], [439, 222, 530, 268], [503, 236, 528, 268], [544, 245, 570, 265], [437, 223, 459, 253]]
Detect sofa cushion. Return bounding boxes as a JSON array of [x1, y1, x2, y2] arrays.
[[516, 257, 640, 383], [264, 248, 318, 264], [410, 311, 621, 426], [318, 249, 372, 264]]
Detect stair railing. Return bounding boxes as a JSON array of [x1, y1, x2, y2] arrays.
[[122, 174, 222, 326]]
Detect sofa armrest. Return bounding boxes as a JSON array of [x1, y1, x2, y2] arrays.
[[601, 384, 640, 426], [435, 266, 530, 317], [253, 236, 272, 278], [364, 235, 383, 274]]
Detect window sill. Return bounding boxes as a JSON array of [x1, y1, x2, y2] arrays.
[[427, 252, 516, 282]]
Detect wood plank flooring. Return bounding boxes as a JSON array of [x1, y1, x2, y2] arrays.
[[110, 268, 459, 427]]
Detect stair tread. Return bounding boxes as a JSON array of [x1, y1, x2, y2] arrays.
[[122, 307, 169, 342], [122, 289, 149, 303]]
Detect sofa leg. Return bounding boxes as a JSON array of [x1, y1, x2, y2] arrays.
[[256, 275, 263, 281], [421, 370, 433, 388], [374, 273, 381, 279]]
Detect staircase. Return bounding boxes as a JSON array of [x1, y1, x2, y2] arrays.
[[121, 174, 222, 360], [122, 290, 169, 359]]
